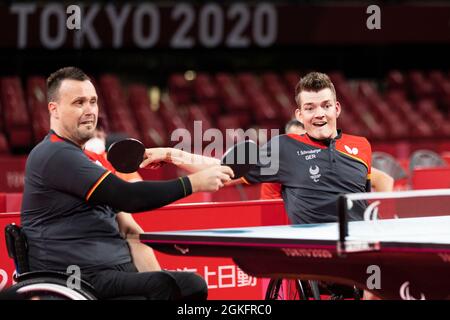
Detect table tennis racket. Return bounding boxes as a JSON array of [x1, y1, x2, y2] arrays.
[[221, 140, 258, 178], [107, 138, 145, 173]]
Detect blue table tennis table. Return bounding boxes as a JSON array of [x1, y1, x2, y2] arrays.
[[141, 215, 450, 300]]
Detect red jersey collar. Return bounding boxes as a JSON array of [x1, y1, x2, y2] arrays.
[[49, 130, 82, 148], [287, 129, 342, 148]]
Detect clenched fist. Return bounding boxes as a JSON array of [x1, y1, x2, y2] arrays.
[[188, 166, 234, 192]]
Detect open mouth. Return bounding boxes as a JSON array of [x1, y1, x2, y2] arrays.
[[313, 122, 327, 127], [80, 120, 94, 126]]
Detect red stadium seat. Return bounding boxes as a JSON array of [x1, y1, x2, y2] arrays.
[[29, 75, 97, 143], [158, 94, 188, 146], [215, 73, 249, 113], [0, 77, 33, 150], [90, 78, 111, 133], [127, 84, 168, 147], [0, 134, 10, 154], [237, 73, 281, 125], [386, 70, 405, 91], [194, 73, 221, 115], [428, 70, 446, 86], [351, 102, 387, 140], [262, 73, 296, 123], [98, 75, 141, 139], [187, 104, 214, 131], [168, 73, 192, 105], [407, 70, 435, 99], [26, 76, 50, 144], [216, 115, 260, 149]]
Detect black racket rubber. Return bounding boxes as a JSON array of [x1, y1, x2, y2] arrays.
[[221, 140, 258, 178], [107, 138, 145, 173]]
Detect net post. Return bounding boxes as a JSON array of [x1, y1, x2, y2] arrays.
[[337, 194, 348, 256]]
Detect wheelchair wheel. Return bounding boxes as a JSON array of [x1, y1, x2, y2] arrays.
[[265, 278, 309, 300], [8, 277, 97, 300], [319, 282, 362, 300]]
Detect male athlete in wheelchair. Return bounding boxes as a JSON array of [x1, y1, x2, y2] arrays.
[[6, 67, 235, 300]]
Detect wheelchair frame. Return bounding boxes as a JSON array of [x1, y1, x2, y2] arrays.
[[3, 223, 97, 300], [265, 278, 362, 300]]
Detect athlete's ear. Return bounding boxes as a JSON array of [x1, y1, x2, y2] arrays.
[[295, 108, 303, 123], [48, 102, 59, 119], [335, 101, 341, 118]]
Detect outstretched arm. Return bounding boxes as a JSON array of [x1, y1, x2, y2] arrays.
[[140, 147, 220, 173], [88, 165, 234, 213], [141, 147, 245, 186], [370, 168, 394, 192]]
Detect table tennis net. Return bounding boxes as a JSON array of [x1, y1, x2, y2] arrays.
[[336, 189, 450, 253], [341, 189, 450, 221]]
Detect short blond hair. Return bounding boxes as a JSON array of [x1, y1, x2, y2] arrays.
[[294, 72, 336, 107]]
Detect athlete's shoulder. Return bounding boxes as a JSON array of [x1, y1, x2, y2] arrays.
[[340, 133, 371, 147], [339, 133, 371, 155], [37, 132, 78, 150], [337, 133, 372, 169], [30, 132, 83, 165]]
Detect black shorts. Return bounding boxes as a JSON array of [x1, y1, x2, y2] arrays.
[[82, 262, 208, 300]]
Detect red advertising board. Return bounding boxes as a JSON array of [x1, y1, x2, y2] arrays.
[[412, 167, 450, 190], [0, 157, 27, 192]]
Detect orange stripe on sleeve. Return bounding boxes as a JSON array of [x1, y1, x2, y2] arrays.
[[336, 150, 369, 171], [86, 171, 111, 201]]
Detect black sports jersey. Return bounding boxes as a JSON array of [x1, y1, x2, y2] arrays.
[[243, 130, 372, 224], [21, 131, 131, 272]]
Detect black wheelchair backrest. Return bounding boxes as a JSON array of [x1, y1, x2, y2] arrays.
[[4, 224, 29, 274]]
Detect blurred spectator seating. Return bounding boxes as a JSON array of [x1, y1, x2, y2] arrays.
[[26, 76, 49, 144], [409, 149, 447, 171], [0, 77, 32, 150], [372, 151, 408, 190], [409, 149, 448, 189]]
